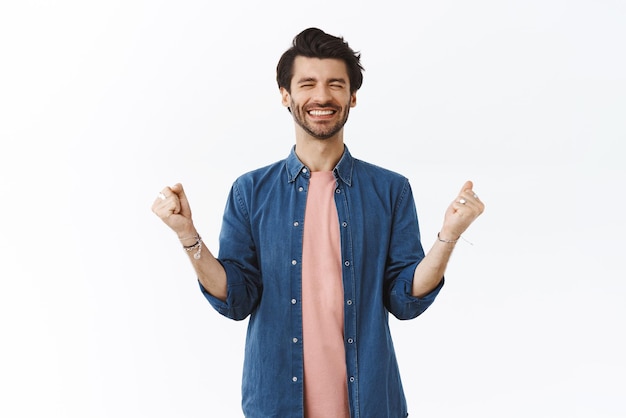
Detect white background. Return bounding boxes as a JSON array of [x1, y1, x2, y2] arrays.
[[1, 1, 625, 417]]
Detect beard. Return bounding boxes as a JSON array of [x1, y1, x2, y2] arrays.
[[289, 99, 351, 140]]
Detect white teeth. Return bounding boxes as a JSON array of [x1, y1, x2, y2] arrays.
[[308, 110, 334, 116]]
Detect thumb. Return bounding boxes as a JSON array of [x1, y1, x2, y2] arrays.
[[459, 180, 473, 194], [171, 182, 185, 198], [171, 183, 191, 216]]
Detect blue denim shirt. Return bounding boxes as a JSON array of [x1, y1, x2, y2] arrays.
[[201, 146, 444, 418]]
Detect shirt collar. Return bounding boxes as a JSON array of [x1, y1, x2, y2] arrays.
[[285, 145, 354, 187], [333, 146, 354, 187]]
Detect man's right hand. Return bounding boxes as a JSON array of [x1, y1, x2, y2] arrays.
[[152, 183, 227, 299], [151, 183, 197, 241]]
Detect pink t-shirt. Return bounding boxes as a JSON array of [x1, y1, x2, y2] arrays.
[[301, 171, 350, 417]]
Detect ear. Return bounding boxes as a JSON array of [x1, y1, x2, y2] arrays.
[[350, 91, 357, 108], [280, 87, 290, 107]]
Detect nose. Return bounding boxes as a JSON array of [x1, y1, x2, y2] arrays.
[[311, 84, 333, 104]]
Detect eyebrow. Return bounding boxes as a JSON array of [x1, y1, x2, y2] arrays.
[[296, 77, 347, 85]]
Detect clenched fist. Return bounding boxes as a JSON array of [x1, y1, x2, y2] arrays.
[[151, 183, 196, 240], [439, 180, 485, 242]]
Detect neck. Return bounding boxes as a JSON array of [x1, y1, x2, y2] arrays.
[[294, 134, 344, 172]]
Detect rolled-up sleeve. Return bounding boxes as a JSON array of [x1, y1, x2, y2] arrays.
[[387, 275, 444, 320], [200, 180, 262, 321], [383, 179, 445, 320]]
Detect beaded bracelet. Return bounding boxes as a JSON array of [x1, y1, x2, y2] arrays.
[[183, 235, 203, 259]]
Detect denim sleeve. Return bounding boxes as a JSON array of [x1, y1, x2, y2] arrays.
[[200, 180, 262, 321], [383, 179, 444, 320], [387, 275, 445, 320]]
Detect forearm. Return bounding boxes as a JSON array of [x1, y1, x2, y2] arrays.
[[411, 179, 485, 298], [151, 183, 228, 301], [411, 236, 456, 298], [179, 231, 228, 302]]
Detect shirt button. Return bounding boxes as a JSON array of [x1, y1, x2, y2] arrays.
[[292, 376, 298, 382], [302, 168, 308, 173], [347, 338, 354, 344], [293, 221, 299, 227], [292, 338, 298, 343], [335, 188, 341, 194], [342, 222, 348, 227], [298, 186, 304, 192], [349, 376, 355, 383], [346, 299, 352, 305], [344, 261, 350, 267], [291, 299, 297, 305], [292, 260, 297, 265]]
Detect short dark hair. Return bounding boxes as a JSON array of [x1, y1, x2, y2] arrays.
[[276, 27, 364, 94]]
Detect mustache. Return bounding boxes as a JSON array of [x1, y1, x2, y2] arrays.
[[304, 103, 339, 111]]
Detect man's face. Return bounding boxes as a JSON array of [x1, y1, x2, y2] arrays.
[[281, 56, 357, 140]]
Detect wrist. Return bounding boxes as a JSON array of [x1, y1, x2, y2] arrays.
[[437, 231, 459, 244], [181, 235, 203, 260], [177, 227, 199, 246]]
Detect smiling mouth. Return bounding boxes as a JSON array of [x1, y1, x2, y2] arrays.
[[308, 109, 335, 116]]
